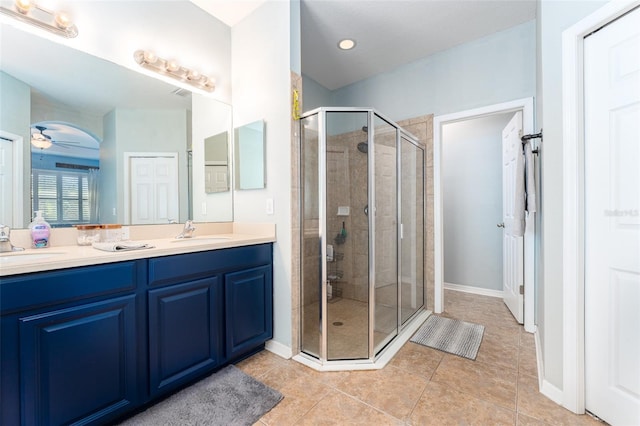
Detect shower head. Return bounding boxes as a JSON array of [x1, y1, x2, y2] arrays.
[[357, 142, 368, 153]]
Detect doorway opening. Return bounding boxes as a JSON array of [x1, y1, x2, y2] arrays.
[[434, 97, 536, 332]]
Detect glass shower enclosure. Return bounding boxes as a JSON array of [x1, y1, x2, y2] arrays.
[[299, 108, 426, 366]]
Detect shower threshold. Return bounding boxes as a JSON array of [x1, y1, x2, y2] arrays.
[[293, 309, 431, 371]]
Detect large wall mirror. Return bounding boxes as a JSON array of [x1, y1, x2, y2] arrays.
[[0, 23, 233, 228]]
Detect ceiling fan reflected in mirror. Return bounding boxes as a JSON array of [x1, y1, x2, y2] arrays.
[[31, 125, 53, 149], [30, 124, 88, 151]]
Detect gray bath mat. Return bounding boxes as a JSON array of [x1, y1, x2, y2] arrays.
[[410, 315, 484, 360], [119, 365, 283, 426]]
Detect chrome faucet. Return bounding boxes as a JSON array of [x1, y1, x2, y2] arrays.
[[0, 225, 24, 253], [176, 220, 196, 239]]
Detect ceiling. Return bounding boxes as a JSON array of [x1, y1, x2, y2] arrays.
[[301, 0, 537, 90]]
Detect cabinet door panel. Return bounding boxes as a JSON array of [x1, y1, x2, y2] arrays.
[[148, 277, 221, 397], [19, 295, 138, 425], [225, 265, 273, 360]]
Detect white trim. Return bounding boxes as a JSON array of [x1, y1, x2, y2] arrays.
[[444, 282, 504, 299], [265, 339, 293, 359], [534, 326, 564, 403], [0, 130, 24, 228], [561, 0, 639, 415], [433, 97, 535, 333]]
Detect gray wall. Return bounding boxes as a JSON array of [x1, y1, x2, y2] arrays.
[[326, 20, 536, 120], [100, 109, 188, 224], [536, 0, 609, 389], [443, 113, 513, 292]]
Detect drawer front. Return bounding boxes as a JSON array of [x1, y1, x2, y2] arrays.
[[1, 261, 142, 315], [148, 243, 272, 287]]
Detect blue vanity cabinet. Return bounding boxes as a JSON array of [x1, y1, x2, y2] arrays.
[[147, 276, 223, 398], [146, 243, 273, 397], [225, 265, 273, 360], [0, 260, 144, 426]]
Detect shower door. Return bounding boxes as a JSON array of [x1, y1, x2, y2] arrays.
[[372, 115, 398, 354], [299, 108, 425, 364]]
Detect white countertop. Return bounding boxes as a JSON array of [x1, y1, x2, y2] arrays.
[[0, 223, 276, 277]]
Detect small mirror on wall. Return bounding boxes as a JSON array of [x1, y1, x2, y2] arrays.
[[204, 132, 230, 193], [234, 120, 265, 190]]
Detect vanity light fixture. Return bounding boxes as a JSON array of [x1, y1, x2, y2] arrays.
[[134, 50, 216, 92], [338, 39, 356, 50], [0, 0, 78, 38]]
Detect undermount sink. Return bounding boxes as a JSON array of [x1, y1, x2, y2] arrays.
[[0, 251, 66, 264], [170, 236, 231, 244]]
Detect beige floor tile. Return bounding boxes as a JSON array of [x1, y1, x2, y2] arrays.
[[517, 413, 550, 425], [260, 375, 333, 426], [336, 366, 428, 421], [518, 345, 538, 377], [432, 354, 518, 410], [517, 373, 601, 425], [388, 341, 444, 379], [235, 350, 288, 379], [408, 381, 516, 425], [296, 390, 403, 425], [475, 334, 519, 372]]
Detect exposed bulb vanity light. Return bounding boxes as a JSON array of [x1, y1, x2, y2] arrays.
[[0, 0, 78, 38], [134, 50, 216, 92]]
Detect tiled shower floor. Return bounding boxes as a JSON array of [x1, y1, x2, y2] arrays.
[[238, 290, 602, 425]]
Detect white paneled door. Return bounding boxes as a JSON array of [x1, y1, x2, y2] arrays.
[[584, 7, 640, 425], [129, 155, 179, 225], [501, 111, 524, 324]]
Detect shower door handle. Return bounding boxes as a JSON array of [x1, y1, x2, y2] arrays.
[[364, 205, 368, 216]]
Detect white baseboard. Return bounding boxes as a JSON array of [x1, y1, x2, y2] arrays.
[[444, 282, 504, 299], [265, 339, 292, 359], [535, 327, 564, 404]]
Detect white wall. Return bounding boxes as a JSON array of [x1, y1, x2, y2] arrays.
[[536, 0, 609, 390], [442, 113, 513, 291], [232, 0, 293, 351], [330, 20, 536, 120]]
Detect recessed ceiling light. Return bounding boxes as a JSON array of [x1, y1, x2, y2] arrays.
[[338, 39, 356, 50]]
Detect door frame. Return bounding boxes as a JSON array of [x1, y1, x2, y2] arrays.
[[561, 0, 639, 414], [433, 97, 535, 332], [0, 130, 24, 228]]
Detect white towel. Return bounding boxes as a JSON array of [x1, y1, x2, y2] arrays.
[[524, 143, 537, 213], [512, 147, 526, 237], [92, 241, 154, 252]]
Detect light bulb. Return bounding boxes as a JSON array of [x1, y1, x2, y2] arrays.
[[14, 0, 33, 14], [54, 11, 72, 29], [187, 69, 201, 81], [143, 50, 157, 64], [338, 39, 356, 50], [165, 60, 180, 73]]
